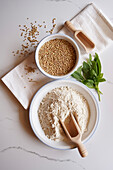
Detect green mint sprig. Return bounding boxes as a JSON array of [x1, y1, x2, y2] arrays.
[[71, 53, 106, 101]]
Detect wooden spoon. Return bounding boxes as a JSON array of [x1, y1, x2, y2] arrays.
[[60, 113, 88, 157], [64, 21, 95, 53]]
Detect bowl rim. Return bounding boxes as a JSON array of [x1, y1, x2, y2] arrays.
[[35, 33, 80, 79], [29, 79, 100, 150]]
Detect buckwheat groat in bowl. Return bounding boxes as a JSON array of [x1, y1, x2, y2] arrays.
[[35, 34, 80, 79]]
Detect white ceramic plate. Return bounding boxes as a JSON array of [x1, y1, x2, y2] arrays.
[[29, 79, 99, 150]]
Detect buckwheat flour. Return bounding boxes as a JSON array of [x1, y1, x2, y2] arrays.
[[38, 86, 90, 141]]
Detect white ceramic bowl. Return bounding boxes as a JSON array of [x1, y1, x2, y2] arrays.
[[35, 34, 80, 79], [29, 79, 99, 150]]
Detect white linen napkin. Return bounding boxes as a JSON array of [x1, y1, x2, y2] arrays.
[[60, 3, 113, 54], [2, 3, 113, 109]]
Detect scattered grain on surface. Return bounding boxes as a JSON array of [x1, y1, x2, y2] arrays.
[[24, 65, 36, 73], [52, 18, 56, 24], [12, 17, 57, 57]]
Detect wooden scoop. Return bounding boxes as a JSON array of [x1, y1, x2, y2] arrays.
[[60, 113, 88, 157], [64, 21, 95, 53]]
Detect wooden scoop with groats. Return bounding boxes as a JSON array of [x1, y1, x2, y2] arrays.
[[64, 21, 95, 53], [60, 113, 88, 157]]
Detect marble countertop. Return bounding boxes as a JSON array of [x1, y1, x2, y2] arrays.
[[0, 0, 113, 170]]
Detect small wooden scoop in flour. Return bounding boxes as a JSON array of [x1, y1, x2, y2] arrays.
[[64, 21, 95, 53], [60, 113, 88, 157]]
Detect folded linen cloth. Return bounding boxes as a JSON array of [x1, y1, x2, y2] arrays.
[[60, 3, 113, 53], [2, 3, 113, 109]]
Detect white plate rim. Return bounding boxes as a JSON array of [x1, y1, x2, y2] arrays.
[[29, 79, 100, 150]]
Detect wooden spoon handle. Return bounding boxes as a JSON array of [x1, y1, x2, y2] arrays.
[[64, 21, 77, 33], [77, 142, 88, 157]]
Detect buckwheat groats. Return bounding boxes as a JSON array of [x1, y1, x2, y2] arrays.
[[38, 39, 76, 76]]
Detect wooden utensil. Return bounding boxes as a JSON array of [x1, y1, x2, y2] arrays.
[[60, 113, 88, 157], [64, 21, 95, 53]]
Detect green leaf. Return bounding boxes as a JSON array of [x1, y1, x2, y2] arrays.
[[87, 54, 92, 67], [94, 53, 101, 75], [82, 62, 90, 79], [83, 79, 94, 88], [89, 69, 97, 79], [71, 71, 84, 82], [76, 66, 82, 74], [98, 73, 104, 78], [71, 53, 106, 101], [92, 60, 98, 75], [89, 54, 92, 60], [82, 62, 90, 72], [97, 78, 106, 82]]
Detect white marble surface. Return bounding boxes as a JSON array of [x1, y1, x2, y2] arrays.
[[0, 0, 113, 169]]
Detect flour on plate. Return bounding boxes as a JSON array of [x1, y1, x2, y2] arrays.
[[38, 86, 90, 141]]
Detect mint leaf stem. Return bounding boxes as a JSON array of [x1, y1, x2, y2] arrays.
[[71, 53, 106, 101]]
